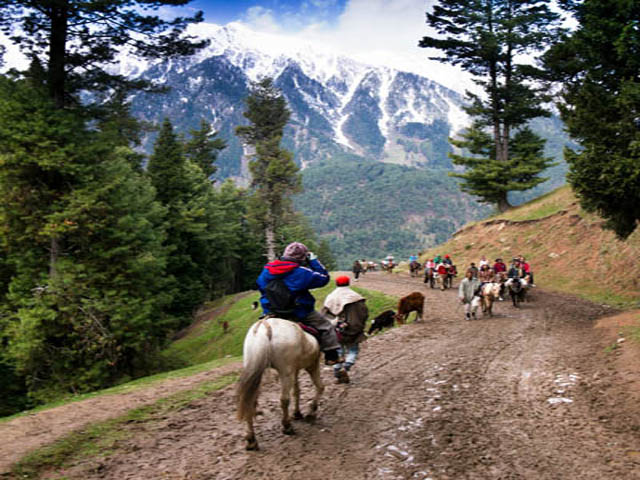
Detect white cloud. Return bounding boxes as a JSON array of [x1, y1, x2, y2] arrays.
[[242, 6, 282, 33], [238, 0, 476, 94]]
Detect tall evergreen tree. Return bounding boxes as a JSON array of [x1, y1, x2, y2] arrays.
[[0, 78, 173, 401], [0, 1, 206, 274], [184, 119, 226, 180], [147, 119, 233, 321], [420, 0, 561, 211], [544, 0, 640, 238], [0, 1, 206, 108], [236, 79, 302, 261]]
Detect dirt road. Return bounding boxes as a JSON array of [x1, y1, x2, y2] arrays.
[[6, 272, 640, 479]]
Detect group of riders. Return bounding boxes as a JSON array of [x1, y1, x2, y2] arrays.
[[410, 254, 535, 291]]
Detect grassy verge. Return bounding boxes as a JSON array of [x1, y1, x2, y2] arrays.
[[3, 281, 397, 425], [1, 356, 240, 424], [165, 282, 399, 366], [488, 186, 576, 222], [11, 373, 238, 479]]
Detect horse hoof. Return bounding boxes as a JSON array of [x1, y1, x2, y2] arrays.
[[246, 439, 259, 451], [304, 414, 317, 424], [283, 425, 295, 435], [293, 411, 303, 420]]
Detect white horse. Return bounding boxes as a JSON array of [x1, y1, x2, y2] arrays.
[[480, 282, 502, 316], [236, 317, 324, 451]]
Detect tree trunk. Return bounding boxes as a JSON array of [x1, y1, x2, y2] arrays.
[[49, 237, 60, 279], [497, 196, 512, 213], [264, 210, 276, 262], [47, 3, 69, 279], [49, 3, 68, 109]]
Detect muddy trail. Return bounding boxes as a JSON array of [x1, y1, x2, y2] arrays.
[[6, 272, 640, 479]]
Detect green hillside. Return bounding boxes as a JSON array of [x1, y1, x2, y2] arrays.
[[295, 158, 492, 268]]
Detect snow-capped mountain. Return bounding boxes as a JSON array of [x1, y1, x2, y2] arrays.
[[126, 22, 469, 179]]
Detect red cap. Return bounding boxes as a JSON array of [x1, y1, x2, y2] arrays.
[[445, 254, 450, 258], [336, 275, 350, 286]]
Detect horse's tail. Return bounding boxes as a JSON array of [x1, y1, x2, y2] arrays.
[[236, 320, 272, 422]]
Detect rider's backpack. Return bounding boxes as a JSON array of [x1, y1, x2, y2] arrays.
[[264, 274, 296, 318]]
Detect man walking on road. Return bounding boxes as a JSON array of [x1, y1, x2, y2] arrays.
[[458, 269, 481, 320], [322, 275, 368, 384]]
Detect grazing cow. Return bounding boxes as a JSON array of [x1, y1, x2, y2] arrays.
[[480, 282, 501, 316], [367, 309, 396, 335], [395, 292, 425, 324]]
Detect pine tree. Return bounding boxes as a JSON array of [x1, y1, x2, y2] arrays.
[[0, 1, 206, 274], [450, 125, 555, 205], [0, 78, 174, 400], [236, 79, 302, 261], [148, 119, 233, 321], [543, 0, 640, 238], [184, 119, 226, 180], [420, 0, 562, 211], [0, 1, 206, 108]]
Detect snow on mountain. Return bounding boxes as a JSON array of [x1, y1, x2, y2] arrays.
[[122, 21, 470, 177]]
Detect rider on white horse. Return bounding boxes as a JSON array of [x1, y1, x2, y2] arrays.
[[256, 242, 343, 365]]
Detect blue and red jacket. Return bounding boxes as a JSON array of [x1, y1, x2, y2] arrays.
[[256, 258, 330, 319]]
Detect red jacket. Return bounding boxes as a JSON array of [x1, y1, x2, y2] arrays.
[[493, 262, 506, 273]]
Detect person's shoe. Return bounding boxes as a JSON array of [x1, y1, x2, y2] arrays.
[[335, 368, 350, 384], [499, 297, 504, 301], [530, 284, 536, 287], [465, 313, 471, 321], [472, 312, 477, 320], [324, 349, 344, 366]]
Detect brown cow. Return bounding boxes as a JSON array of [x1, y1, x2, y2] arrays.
[[394, 292, 425, 324]]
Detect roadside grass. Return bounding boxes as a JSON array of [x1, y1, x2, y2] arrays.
[[0, 356, 240, 424], [165, 281, 399, 366], [11, 373, 238, 479], [489, 186, 576, 222], [628, 314, 640, 345]]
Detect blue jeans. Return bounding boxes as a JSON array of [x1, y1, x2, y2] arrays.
[[334, 343, 360, 375]]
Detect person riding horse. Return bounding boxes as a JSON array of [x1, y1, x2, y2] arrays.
[[256, 242, 343, 366]]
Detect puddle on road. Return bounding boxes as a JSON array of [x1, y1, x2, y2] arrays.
[[547, 372, 580, 405]]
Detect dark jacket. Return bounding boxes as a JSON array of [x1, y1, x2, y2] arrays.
[[256, 258, 329, 319], [338, 300, 368, 345]]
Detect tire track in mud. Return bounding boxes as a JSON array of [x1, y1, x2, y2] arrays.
[[42, 272, 640, 480]]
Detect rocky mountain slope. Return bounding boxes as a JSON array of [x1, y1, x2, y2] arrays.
[[127, 22, 469, 179]]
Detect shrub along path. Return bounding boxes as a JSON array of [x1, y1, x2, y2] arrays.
[[4, 271, 640, 479]]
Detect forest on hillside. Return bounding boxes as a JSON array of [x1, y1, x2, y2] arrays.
[[296, 159, 490, 267]]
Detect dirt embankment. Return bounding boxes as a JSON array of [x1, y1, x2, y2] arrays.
[[5, 271, 639, 479], [422, 188, 640, 306]]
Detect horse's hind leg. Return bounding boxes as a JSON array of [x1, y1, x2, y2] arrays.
[[306, 360, 325, 421], [245, 417, 258, 451], [293, 371, 303, 420], [279, 373, 295, 435]]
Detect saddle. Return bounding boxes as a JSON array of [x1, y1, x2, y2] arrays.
[[262, 315, 342, 343]]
